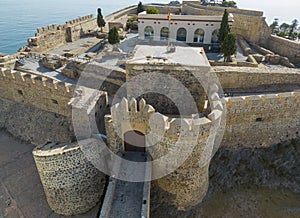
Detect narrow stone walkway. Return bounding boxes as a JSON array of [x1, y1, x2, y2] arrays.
[[109, 152, 147, 218]]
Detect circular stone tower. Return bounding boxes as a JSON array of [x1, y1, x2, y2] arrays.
[[32, 139, 106, 216]]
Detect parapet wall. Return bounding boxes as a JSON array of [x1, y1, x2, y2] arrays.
[[26, 14, 97, 53], [267, 35, 300, 64], [182, 1, 263, 16], [222, 92, 300, 148], [213, 67, 300, 92], [0, 68, 74, 117]]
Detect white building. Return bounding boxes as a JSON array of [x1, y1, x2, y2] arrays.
[[138, 12, 233, 45]]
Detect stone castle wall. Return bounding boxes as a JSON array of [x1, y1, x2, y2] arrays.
[[0, 97, 74, 145], [213, 67, 300, 93], [105, 91, 223, 210], [26, 15, 96, 53], [222, 92, 300, 148], [144, 4, 181, 14], [61, 60, 126, 96], [182, 1, 271, 45], [267, 35, 300, 64], [125, 63, 208, 115], [0, 68, 75, 117], [0, 67, 108, 145], [33, 139, 106, 215], [182, 1, 263, 16]]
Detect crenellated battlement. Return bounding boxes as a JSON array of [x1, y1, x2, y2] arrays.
[[0, 67, 75, 98], [225, 92, 300, 112], [110, 97, 213, 138], [0, 67, 76, 117], [24, 14, 97, 53], [35, 14, 94, 36], [36, 24, 59, 36], [65, 14, 94, 25]]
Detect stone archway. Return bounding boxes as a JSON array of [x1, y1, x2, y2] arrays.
[[124, 130, 146, 153], [176, 28, 187, 42]]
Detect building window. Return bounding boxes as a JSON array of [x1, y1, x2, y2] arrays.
[[176, 28, 187, 42], [144, 26, 154, 39], [160, 27, 169, 40], [211, 29, 220, 43], [194, 28, 205, 43]]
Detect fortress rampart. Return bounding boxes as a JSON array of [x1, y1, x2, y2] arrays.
[[0, 67, 75, 117], [222, 91, 300, 148], [33, 139, 106, 216], [214, 67, 300, 92], [26, 14, 97, 53], [105, 90, 223, 210], [0, 67, 108, 145]]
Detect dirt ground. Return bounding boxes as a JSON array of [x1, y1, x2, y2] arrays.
[[0, 131, 99, 218]]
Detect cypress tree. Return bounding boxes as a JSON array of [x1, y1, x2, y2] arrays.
[[137, 1, 144, 14], [108, 27, 120, 44], [218, 9, 230, 43], [97, 8, 106, 32], [221, 32, 237, 62]]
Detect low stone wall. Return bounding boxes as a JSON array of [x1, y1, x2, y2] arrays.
[[209, 59, 258, 68], [33, 139, 106, 216], [250, 42, 274, 55], [214, 66, 300, 92], [237, 35, 251, 56], [267, 35, 300, 64]]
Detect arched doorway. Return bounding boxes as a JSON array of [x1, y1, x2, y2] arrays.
[[211, 29, 219, 43], [144, 26, 154, 39], [160, 27, 169, 40], [124, 130, 146, 153], [176, 28, 187, 41], [194, 28, 205, 43]]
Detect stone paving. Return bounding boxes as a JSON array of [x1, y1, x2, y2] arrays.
[[17, 57, 76, 84], [108, 152, 147, 218]]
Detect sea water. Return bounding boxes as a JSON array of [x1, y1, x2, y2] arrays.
[[0, 0, 170, 54]]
